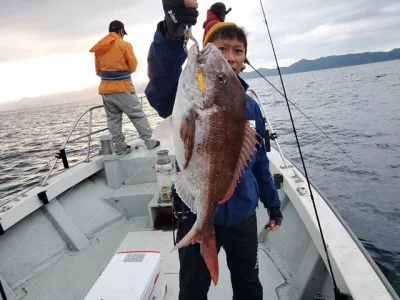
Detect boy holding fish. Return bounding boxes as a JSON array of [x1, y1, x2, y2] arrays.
[[145, 1, 283, 299]]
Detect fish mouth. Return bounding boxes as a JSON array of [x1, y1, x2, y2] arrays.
[[195, 43, 244, 91], [189, 43, 199, 56], [196, 43, 219, 65]]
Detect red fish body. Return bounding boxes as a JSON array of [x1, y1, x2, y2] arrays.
[[158, 43, 258, 285]]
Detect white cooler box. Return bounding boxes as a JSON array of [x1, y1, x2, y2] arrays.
[[84, 250, 166, 300]]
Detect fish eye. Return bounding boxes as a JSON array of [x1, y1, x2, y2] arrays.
[[217, 73, 227, 84]]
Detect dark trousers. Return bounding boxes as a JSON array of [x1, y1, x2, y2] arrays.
[[176, 213, 263, 300]]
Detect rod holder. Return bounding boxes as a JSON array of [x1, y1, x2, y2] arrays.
[[55, 149, 69, 169]]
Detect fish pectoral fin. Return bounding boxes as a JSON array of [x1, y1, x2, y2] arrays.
[[151, 116, 173, 140], [174, 171, 196, 213], [219, 121, 259, 205], [180, 107, 198, 169]]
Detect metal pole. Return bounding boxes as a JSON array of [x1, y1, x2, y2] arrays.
[[247, 89, 289, 168], [68, 128, 108, 143], [85, 110, 93, 162], [41, 158, 59, 186], [61, 105, 103, 149], [263, 111, 289, 168]]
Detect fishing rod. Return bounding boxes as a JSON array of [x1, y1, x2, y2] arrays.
[[258, 1, 352, 299], [244, 59, 356, 164]]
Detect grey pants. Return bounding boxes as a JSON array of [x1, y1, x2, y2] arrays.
[[102, 92, 153, 144]]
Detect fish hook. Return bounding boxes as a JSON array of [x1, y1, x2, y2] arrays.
[[184, 26, 200, 54]]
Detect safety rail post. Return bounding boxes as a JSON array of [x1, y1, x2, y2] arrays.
[[247, 89, 289, 168], [85, 110, 93, 162]]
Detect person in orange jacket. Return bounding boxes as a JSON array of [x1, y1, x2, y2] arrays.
[[90, 20, 159, 153]]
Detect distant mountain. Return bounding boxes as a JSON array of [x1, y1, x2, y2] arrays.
[[241, 48, 400, 79], [2, 48, 399, 111], [0, 87, 100, 112], [0, 81, 148, 112]]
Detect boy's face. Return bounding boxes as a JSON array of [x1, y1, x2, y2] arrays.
[[212, 37, 246, 75]]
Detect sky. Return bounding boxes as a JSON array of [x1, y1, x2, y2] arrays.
[[0, 0, 399, 104]]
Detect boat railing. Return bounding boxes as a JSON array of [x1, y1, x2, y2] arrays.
[[41, 104, 103, 186], [1, 104, 112, 208], [41, 96, 154, 187], [0, 96, 161, 210], [246, 89, 289, 169]]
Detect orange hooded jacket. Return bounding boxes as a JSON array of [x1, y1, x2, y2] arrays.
[[89, 32, 138, 95]]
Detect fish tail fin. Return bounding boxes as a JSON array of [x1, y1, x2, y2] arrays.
[[172, 225, 219, 285], [200, 230, 219, 285]]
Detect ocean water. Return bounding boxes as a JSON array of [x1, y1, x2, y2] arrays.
[[0, 60, 399, 294], [247, 60, 400, 294]]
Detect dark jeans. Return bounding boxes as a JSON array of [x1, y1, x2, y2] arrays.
[[176, 213, 263, 300]]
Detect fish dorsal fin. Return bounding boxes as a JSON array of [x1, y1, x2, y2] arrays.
[[175, 171, 197, 213], [219, 121, 259, 205]]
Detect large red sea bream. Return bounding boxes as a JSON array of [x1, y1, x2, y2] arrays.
[[154, 43, 258, 285]]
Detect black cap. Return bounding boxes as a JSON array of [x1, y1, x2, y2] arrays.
[[210, 2, 232, 17], [109, 20, 128, 35]]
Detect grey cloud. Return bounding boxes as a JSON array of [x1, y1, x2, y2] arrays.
[[263, 0, 396, 35], [0, 0, 399, 64], [0, 0, 163, 62], [243, 0, 399, 67], [1, 0, 159, 34]]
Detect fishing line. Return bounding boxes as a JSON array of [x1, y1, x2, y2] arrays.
[[172, 205, 177, 246], [244, 59, 356, 164], [259, 1, 352, 299]]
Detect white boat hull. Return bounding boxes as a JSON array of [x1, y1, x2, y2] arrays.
[[0, 136, 397, 300]]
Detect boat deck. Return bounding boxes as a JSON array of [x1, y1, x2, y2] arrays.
[[18, 214, 286, 300], [1, 137, 395, 299], [117, 231, 286, 300]]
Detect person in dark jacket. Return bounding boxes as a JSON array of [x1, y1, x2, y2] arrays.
[[202, 2, 232, 43], [145, 1, 283, 299]]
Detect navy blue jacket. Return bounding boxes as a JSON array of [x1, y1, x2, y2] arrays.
[[145, 28, 280, 227]]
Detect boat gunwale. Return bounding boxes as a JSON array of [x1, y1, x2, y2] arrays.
[[286, 156, 399, 299], [269, 147, 399, 299]]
